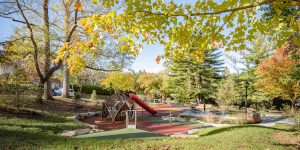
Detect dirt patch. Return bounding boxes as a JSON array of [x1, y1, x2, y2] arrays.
[[272, 131, 300, 150]]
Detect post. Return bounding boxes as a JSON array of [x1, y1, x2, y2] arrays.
[[245, 81, 249, 120], [169, 103, 172, 125]]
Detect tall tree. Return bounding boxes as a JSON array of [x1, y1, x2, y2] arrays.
[[257, 46, 300, 111], [166, 48, 223, 109], [101, 72, 135, 92], [0, 0, 80, 102], [216, 69, 241, 107]]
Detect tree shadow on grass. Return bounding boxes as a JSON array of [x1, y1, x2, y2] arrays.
[[199, 125, 293, 137], [77, 132, 164, 139], [0, 107, 72, 123], [0, 122, 83, 134], [0, 128, 65, 149]]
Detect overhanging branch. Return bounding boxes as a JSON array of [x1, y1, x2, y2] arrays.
[[134, 0, 279, 17]]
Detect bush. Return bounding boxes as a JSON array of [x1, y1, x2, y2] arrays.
[[73, 84, 111, 95], [73, 92, 82, 109], [291, 111, 300, 132], [90, 90, 97, 100]]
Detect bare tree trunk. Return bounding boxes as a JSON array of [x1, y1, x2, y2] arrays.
[[37, 82, 44, 103], [62, 67, 70, 97], [62, 0, 72, 98], [42, 0, 52, 100], [44, 80, 52, 100]]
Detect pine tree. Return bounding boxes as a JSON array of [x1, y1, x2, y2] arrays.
[[166, 48, 224, 109]]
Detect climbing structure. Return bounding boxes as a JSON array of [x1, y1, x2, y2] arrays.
[[102, 92, 135, 123]]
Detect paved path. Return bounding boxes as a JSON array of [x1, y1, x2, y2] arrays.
[[193, 115, 294, 128]]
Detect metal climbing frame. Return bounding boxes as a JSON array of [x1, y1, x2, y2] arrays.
[[101, 92, 135, 123]]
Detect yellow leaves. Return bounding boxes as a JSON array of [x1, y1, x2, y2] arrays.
[[74, 1, 83, 11], [156, 56, 161, 64], [79, 19, 87, 27], [120, 45, 127, 51], [93, 0, 99, 4], [84, 24, 91, 32], [63, 42, 70, 49]]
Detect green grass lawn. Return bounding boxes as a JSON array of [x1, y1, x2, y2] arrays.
[[1, 110, 299, 150]]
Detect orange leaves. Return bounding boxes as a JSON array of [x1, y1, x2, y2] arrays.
[[257, 46, 298, 99], [74, 1, 83, 11], [212, 40, 219, 46], [156, 56, 161, 64]]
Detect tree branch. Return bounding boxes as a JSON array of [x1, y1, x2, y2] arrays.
[[0, 36, 28, 45], [44, 0, 80, 80], [0, 14, 36, 26], [134, 0, 279, 17], [16, 0, 43, 79], [86, 65, 123, 72]]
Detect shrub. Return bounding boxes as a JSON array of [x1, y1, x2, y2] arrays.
[[291, 111, 300, 132], [90, 90, 97, 100], [73, 92, 82, 109]]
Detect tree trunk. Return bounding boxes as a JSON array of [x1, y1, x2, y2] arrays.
[[36, 82, 44, 103], [62, 0, 71, 98], [43, 80, 52, 100], [291, 100, 295, 115], [62, 66, 70, 98], [42, 0, 52, 100]]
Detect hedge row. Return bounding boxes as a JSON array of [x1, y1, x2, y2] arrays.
[[73, 84, 112, 95]]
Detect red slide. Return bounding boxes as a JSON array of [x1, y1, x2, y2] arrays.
[[127, 93, 157, 115]]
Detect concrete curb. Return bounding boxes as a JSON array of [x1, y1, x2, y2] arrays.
[[72, 111, 102, 129]]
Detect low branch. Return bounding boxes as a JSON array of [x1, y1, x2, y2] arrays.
[[0, 14, 36, 26], [0, 36, 28, 45]]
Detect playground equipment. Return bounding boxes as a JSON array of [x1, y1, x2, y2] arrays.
[[101, 92, 157, 123], [126, 110, 137, 128], [127, 93, 157, 115]]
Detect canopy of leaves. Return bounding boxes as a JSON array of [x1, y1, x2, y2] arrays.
[[137, 73, 163, 97], [257, 46, 300, 103], [216, 71, 241, 106], [101, 72, 135, 92], [82, 0, 299, 64]]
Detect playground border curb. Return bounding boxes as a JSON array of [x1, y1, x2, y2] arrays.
[[73, 111, 102, 129]]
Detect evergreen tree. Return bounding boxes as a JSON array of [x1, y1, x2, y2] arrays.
[[166, 48, 223, 110]]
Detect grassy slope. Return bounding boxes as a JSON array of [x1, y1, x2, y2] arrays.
[[0, 112, 298, 150], [77, 128, 164, 139]]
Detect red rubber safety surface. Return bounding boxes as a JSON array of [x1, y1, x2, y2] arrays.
[[81, 104, 198, 135]]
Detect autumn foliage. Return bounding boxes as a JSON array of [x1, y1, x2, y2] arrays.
[[257, 46, 300, 106]]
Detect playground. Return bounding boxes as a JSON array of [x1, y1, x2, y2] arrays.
[[79, 92, 204, 137]]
